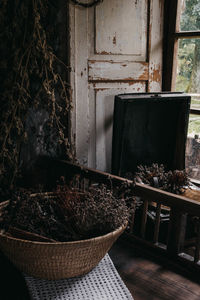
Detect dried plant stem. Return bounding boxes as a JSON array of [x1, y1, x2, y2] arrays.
[[0, 0, 74, 194]]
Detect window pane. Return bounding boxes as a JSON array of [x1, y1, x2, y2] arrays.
[[175, 38, 200, 109], [175, 38, 200, 181], [188, 114, 200, 136], [189, 94, 200, 110], [179, 0, 200, 31], [186, 115, 200, 180]]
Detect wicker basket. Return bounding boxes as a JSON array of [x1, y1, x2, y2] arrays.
[[0, 201, 126, 280]]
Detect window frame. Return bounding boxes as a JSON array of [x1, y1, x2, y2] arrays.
[[162, 0, 200, 185], [162, 0, 200, 117]]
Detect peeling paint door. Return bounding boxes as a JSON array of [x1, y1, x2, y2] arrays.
[[69, 0, 163, 172]]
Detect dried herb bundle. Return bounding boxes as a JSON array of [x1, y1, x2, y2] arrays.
[[0, 180, 134, 242], [0, 0, 74, 196], [133, 163, 190, 194]]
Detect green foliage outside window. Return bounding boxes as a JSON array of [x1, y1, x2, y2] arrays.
[[176, 0, 200, 136]]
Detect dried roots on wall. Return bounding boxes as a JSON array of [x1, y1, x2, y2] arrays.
[[0, 0, 75, 198]]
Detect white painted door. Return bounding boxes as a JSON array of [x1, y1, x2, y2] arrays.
[[69, 0, 163, 172]]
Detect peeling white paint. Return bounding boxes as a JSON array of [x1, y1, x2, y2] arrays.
[[148, 0, 164, 92], [95, 0, 147, 56], [88, 61, 148, 82], [94, 82, 146, 172], [69, 0, 163, 171]]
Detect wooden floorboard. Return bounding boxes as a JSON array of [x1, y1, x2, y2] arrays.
[[109, 241, 200, 300], [1, 241, 200, 299]]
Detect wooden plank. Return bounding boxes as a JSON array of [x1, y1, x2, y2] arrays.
[[88, 61, 148, 82], [190, 108, 200, 115], [183, 189, 200, 203], [140, 199, 148, 238], [178, 214, 187, 252], [54, 160, 200, 216], [134, 184, 200, 217], [69, 3, 90, 166], [95, 87, 115, 172], [94, 82, 146, 172], [148, 0, 164, 92], [110, 242, 200, 298], [153, 203, 161, 244], [174, 31, 200, 38], [125, 231, 200, 274], [71, 0, 149, 169], [162, 0, 179, 91], [194, 218, 200, 263], [128, 197, 137, 234], [95, 0, 147, 57], [167, 209, 187, 255], [88, 87, 96, 168]]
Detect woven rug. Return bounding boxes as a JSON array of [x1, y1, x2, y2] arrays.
[[24, 254, 134, 300]]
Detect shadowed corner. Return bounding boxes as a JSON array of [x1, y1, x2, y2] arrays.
[[0, 251, 31, 300]]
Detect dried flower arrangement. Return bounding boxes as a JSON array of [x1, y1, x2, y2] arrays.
[[127, 163, 190, 195], [0, 176, 135, 242]]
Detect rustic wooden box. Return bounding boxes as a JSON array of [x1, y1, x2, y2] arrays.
[[112, 92, 191, 177]]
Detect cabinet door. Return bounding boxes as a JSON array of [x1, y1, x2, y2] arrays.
[[69, 0, 163, 172]]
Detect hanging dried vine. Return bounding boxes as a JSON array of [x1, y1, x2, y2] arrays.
[[0, 0, 74, 196]]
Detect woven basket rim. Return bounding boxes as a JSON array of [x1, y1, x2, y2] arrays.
[[0, 223, 127, 245], [0, 199, 127, 246]]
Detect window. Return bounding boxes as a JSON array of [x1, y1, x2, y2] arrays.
[[163, 0, 200, 183]]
